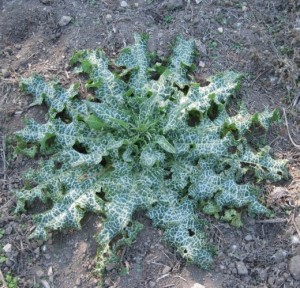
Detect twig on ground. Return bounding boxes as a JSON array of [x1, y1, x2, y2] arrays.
[[268, 136, 281, 146], [255, 218, 287, 224], [291, 212, 300, 240], [162, 284, 175, 288], [251, 69, 269, 86], [173, 275, 187, 282], [146, 256, 158, 263], [149, 261, 170, 269], [283, 108, 300, 149], [0, 84, 12, 107], [159, 249, 171, 260], [1, 136, 7, 186], [212, 223, 227, 245], [156, 273, 170, 282]]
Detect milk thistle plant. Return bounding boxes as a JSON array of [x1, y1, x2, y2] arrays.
[[15, 34, 288, 281]]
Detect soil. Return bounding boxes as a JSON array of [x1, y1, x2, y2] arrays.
[[1, 0, 300, 287]]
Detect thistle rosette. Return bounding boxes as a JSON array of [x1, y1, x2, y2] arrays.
[[15, 34, 288, 273]]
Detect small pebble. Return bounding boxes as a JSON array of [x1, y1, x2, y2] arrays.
[[40, 279, 51, 288], [258, 268, 268, 281], [162, 266, 171, 274], [235, 261, 248, 275], [48, 267, 53, 282], [289, 255, 300, 280], [218, 27, 224, 33], [58, 16, 72, 27], [198, 61, 205, 68], [242, 5, 248, 12], [120, 1, 128, 7], [3, 243, 12, 254], [149, 280, 156, 288], [106, 14, 113, 22], [244, 234, 253, 241], [191, 284, 205, 288], [2, 69, 11, 78], [271, 249, 288, 263], [231, 244, 238, 252], [292, 235, 300, 245], [106, 262, 117, 271]]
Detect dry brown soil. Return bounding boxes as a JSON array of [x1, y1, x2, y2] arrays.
[[1, 0, 300, 287]]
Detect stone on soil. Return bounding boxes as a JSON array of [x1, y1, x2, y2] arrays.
[[40, 279, 51, 288], [289, 255, 300, 280], [2, 69, 11, 78], [120, 1, 128, 7], [199, 61, 205, 68], [106, 14, 113, 22], [162, 265, 171, 274], [291, 235, 300, 245], [3, 243, 12, 254], [244, 234, 253, 241], [106, 262, 117, 271], [235, 261, 248, 275], [271, 249, 288, 263], [191, 284, 205, 288], [58, 16, 72, 27]]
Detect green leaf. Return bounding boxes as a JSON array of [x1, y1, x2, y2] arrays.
[[20, 75, 79, 117], [115, 34, 150, 95], [84, 114, 107, 130], [155, 135, 176, 154], [221, 209, 243, 228]]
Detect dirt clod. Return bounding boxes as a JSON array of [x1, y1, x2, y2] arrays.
[[1, 69, 11, 78], [289, 255, 300, 280]]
